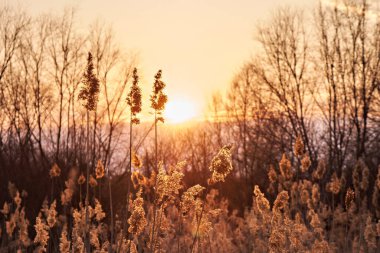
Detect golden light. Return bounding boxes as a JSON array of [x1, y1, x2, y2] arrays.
[[164, 99, 198, 124]]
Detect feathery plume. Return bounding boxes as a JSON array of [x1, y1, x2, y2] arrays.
[[94, 199, 105, 222], [253, 185, 270, 214], [78, 173, 86, 185], [268, 165, 277, 183], [326, 172, 341, 195], [14, 191, 21, 207], [89, 175, 98, 188], [181, 184, 205, 215], [294, 135, 304, 156], [47, 200, 57, 228], [364, 216, 377, 250], [312, 160, 326, 180], [131, 171, 147, 189], [150, 69, 168, 122], [1, 202, 9, 215], [156, 162, 184, 202], [59, 225, 70, 253], [273, 191, 289, 211], [127, 68, 142, 124], [311, 184, 320, 207], [49, 163, 61, 178], [279, 153, 293, 180], [61, 169, 77, 205], [209, 145, 233, 184], [301, 155, 311, 173], [34, 215, 49, 252], [132, 151, 142, 168], [95, 160, 105, 179], [345, 188, 355, 210], [128, 189, 147, 236], [360, 165, 369, 191], [78, 52, 100, 111]]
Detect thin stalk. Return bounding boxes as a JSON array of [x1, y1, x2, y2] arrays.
[[155, 112, 158, 174], [126, 113, 133, 239], [92, 109, 97, 176], [177, 214, 183, 253], [207, 235, 212, 253], [357, 191, 362, 251], [190, 184, 210, 253], [150, 112, 158, 253], [191, 205, 205, 253], [108, 171, 114, 253], [79, 185, 82, 205], [98, 181, 101, 202], [85, 109, 90, 253], [329, 193, 335, 243], [345, 210, 349, 252], [153, 204, 165, 251], [359, 216, 363, 252], [50, 178, 54, 203]]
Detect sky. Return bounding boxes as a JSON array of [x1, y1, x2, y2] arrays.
[[15, 0, 315, 121]]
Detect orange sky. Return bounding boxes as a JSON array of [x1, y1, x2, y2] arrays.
[[20, 0, 314, 121]]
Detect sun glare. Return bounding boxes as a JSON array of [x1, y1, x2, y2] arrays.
[[164, 100, 198, 124]]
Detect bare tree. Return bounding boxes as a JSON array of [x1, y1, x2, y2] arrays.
[[46, 8, 85, 162], [255, 8, 318, 163], [316, 0, 380, 166]]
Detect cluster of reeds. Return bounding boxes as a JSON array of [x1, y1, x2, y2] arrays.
[[0, 146, 234, 252], [3, 135, 380, 252], [0, 52, 235, 253], [2, 53, 380, 253]]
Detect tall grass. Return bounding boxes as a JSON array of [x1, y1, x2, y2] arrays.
[[2, 56, 380, 253]]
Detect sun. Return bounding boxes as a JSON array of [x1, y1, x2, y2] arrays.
[[164, 99, 198, 124]]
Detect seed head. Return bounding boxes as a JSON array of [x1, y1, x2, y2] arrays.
[[78, 174, 86, 185], [6, 216, 16, 236], [361, 165, 369, 191], [268, 165, 277, 183], [47, 200, 57, 228], [301, 155, 311, 173], [61, 170, 76, 206], [279, 153, 293, 180], [89, 175, 98, 188], [78, 52, 100, 111], [14, 191, 21, 207], [326, 172, 341, 195], [131, 171, 146, 189], [273, 191, 289, 211], [128, 189, 147, 236], [150, 69, 168, 122], [345, 188, 355, 210], [365, 217, 377, 250], [313, 160, 326, 180], [49, 163, 61, 178], [94, 199, 105, 222], [127, 68, 142, 124], [34, 215, 49, 251], [294, 135, 304, 156], [59, 225, 70, 253], [209, 145, 233, 183], [1, 202, 9, 215], [132, 151, 142, 168], [180, 184, 205, 215], [312, 184, 320, 207], [95, 160, 105, 179], [253, 185, 270, 214], [156, 162, 184, 202]]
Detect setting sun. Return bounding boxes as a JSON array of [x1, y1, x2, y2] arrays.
[[164, 99, 198, 123]]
